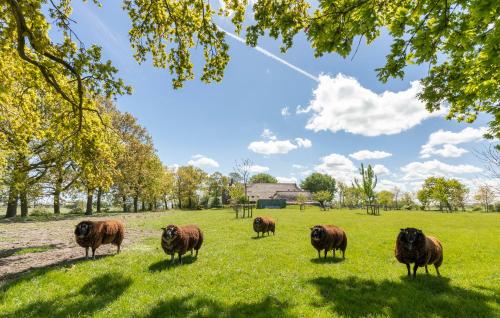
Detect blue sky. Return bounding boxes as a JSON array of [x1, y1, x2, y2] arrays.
[[67, 2, 493, 193]]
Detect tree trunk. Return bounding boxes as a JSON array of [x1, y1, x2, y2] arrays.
[[133, 196, 138, 212], [122, 195, 128, 212], [164, 197, 168, 210], [53, 190, 61, 215], [85, 189, 94, 215], [20, 191, 28, 217], [5, 187, 18, 218], [141, 200, 146, 211], [96, 188, 102, 213]]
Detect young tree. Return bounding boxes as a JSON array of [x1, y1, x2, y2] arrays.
[[207, 172, 229, 208], [296, 193, 308, 211], [313, 190, 333, 211], [249, 173, 278, 184], [400, 192, 415, 210], [475, 185, 496, 212], [354, 164, 378, 215], [417, 188, 431, 211], [392, 186, 401, 210], [233, 158, 253, 202]]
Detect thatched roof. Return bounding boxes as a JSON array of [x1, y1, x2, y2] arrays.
[[247, 183, 313, 203]]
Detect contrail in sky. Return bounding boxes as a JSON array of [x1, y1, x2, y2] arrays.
[[219, 27, 320, 82]]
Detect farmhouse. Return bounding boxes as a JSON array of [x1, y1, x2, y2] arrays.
[[247, 183, 314, 204]]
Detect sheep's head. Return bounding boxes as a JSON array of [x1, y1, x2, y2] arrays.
[[399, 228, 424, 251], [162, 225, 179, 242], [310, 226, 325, 241], [253, 217, 263, 226], [75, 222, 92, 238]]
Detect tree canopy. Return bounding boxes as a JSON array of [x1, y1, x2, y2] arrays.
[[301, 172, 336, 194], [249, 173, 278, 184], [1, 0, 498, 137]]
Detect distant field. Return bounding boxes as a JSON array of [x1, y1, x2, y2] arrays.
[[0, 207, 499, 317]]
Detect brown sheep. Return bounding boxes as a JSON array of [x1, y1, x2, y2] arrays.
[[74, 220, 124, 259], [161, 224, 203, 264], [395, 227, 443, 278], [253, 217, 275, 237], [310, 225, 347, 259]]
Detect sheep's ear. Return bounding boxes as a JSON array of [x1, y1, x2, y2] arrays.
[[400, 228, 405, 232], [417, 229, 422, 234], [310, 227, 314, 231], [161, 227, 166, 231]]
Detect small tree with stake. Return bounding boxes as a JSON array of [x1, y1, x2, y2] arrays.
[[355, 164, 378, 215], [296, 193, 307, 211]]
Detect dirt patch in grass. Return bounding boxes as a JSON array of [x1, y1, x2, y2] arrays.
[[0, 212, 160, 282]]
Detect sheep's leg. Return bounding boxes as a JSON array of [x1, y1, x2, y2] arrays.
[[170, 254, 175, 264], [178, 253, 183, 265], [318, 250, 321, 259], [425, 265, 429, 274], [435, 265, 441, 276], [413, 264, 418, 278], [256, 232, 259, 238], [341, 249, 345, 259], [92, 248, 96, 260], [406, 263, 411, 276], [324, 250, 327, 259], [85, 247, 89, 259], [333, 250, 336, 258], [191, 249, 193, 256], [117, 245, 121, 254], [195, 249, 199, 257]]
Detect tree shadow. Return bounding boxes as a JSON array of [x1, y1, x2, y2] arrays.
[[308, 275, 498, 317], [144, 294, 295, 318], [0, 254, 114, 286], [1, 272, 132, 318], [310, 257, 345, 264], [148, 255, 198, 272], [0, 244, 62, 258]]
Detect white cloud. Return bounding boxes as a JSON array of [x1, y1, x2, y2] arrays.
[[301, 74, 444, 136], [373, 164, 390, 175], [249, 165, 270, 173], [248, 130, 312, 155], [281, 107, 291, 116], [314, 153, 358, 182], [295, 138, 312, 148], [420, 127, 487, 158], [261, 128, 277, 140], [248, 140, 298, 155], [187, 155, 219, 168], [277, 176, 298, 183], [401, 159, 482, 181], [292, 164, 306, 169], [349, 150, 393, 160]]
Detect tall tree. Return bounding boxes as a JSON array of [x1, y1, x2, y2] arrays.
[[300, 173, 336, 196], [175, 166, 207, 209], [377, 190, 394, 209]]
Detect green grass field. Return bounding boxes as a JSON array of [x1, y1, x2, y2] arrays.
[[1, 207, 499, 317]]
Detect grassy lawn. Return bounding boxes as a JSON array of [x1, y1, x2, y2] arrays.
[[0, 206, 499, 317]]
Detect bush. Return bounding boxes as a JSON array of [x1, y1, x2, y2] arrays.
[[472, 206, 483, 212]]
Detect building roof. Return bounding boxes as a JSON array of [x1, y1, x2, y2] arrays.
[[247, 183, 313, 202], [273, 190, 313, 200]]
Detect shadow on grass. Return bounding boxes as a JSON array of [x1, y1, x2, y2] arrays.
[[251, 234, 274, 240], [0, 244, 62, 258], [1, 272, 132, 318], [310, 257, 345, 264], [148, 255, 198, 272], [308, 275, 498, 317], [0, 254, 114, 286], [144, 294, 295, 318]]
